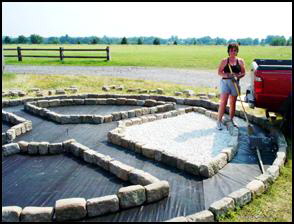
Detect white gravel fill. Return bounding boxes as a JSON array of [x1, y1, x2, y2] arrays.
[[124, 112, 233, 164]]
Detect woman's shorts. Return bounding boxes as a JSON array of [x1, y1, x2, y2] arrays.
[[220, 79, 240, 96]]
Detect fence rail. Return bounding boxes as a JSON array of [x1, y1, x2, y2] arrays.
[[3, 46, 111, 61]]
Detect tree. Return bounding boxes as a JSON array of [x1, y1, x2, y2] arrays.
[[173, 40, 177, 45], [47, 37, 60, 44], [121, 37, 128, 44], [17, 35, 28, 44], [286, 36, 292, 46], [270, 36, 286, 46], [153, 38, 160, 45], [4, 36, 12, 44], [253, 38, 259, 45], [91, 36, 99, 44], [137, 38, 143, 45], [30, 34, 43, 44]]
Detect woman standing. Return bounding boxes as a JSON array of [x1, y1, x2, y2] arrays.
[[216, 43, 246, 130]]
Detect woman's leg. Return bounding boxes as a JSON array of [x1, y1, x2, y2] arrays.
[[229, 95, 238, 120], [217, 93, 229, 122]]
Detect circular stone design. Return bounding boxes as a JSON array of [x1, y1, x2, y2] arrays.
[[124, 113, 232, 165]]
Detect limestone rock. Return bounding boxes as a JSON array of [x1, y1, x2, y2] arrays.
[[186, 210, 215, 222], [20, 206, 53, 222], [117, 185, 146, 209], [2, 206, 22, 222], [144, 181, 169, 203], [86, 195, 119, 217], [55, 198, 87, 221]]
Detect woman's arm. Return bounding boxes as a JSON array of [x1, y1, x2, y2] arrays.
[[236, 58, 246, 79]]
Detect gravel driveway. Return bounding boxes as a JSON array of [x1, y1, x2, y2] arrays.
[[5, 65, 250, 93]]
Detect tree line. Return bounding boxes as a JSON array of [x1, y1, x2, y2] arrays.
[[2, 34, 292, 46]]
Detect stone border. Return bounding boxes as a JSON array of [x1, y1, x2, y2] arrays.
[[23, 97, 175, 124], [2, 110, 32, 145], [2, 93, 287, 222], [108, 106, 239, 178], [164, 125, 288, 222], [2, 139, 170, 222]]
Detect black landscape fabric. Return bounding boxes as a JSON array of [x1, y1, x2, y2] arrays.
[[2, 104, 276, 222]]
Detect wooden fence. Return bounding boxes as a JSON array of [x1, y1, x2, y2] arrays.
[[3, 46, 111, 61]]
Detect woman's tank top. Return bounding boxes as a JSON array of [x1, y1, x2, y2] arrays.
[[223, 58, 241, 74]]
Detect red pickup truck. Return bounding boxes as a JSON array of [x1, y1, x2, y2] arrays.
[[245, 59, 292, 129]]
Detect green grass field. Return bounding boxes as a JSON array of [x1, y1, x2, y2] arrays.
[[3, 44, 292, 69]]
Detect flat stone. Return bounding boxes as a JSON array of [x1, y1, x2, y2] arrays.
[[38, 142, 49, 155], [18, 141, 29, 153], [109, 160, 134, 181], [129, 169, 160, 186], [27, 142, 39, 155], [2, 206, 22, 222], [48, 143, 63, 154], [144, 181, 169, 203], [93, 115, 104, 124], [112, 112, 122, 121], [161, 151, 178, 168], [103, 115, 113, 123], [55, 198, 87, 221], [186, 210, 215, 222], [62, 139, 77, 152], [266, 165, 280, 181], [209, 197, 235, 218], [3, 143, 20, 156], [93, 153, 113, 171], [199, 162, 215, 178], [228, 188, 252, 208], [83, 150, 96, 164], [86, 195, 119, 217], [184, 160, 199, 176], [246, 180, 266, 197], [255, 174, 274, 190], [165, 216, 188, 222], [141, 145, 156, 159], [117, 185, 146, 209], [69, 142, 90, 157], [20, 206, 53, 222], [212, 153, 228, 171]]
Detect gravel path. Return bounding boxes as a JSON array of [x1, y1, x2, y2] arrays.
[[124, 112, 246, 164], [5, 65, 250, 92]]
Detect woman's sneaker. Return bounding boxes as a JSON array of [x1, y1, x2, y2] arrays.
[[216, 121, 223, 130]]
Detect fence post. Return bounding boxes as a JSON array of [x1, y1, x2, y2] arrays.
[[17, 46, 22, 61], [106, 46, 110, 61], [59, 47, 64, 61]]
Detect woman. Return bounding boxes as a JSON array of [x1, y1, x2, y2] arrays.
[[216, 43, 246, 130]]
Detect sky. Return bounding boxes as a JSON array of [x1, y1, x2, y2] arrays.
[[2, 2, 292, 40]]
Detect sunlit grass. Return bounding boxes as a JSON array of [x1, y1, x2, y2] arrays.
[[3, 44, 292, 69]]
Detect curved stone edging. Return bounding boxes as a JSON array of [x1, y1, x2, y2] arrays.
[[23, 97, 175, 124], [2, 139, 170, 222], [2, 110, 32, 145], [108, 106, 240, 178], [164, 125, 288, 222]]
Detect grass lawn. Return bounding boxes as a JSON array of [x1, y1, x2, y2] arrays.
[[2, 73, 292, 222], [3, 44, 292, 70]]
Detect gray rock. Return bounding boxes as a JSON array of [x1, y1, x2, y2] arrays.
[[3, 143, 20, 156], [55, 198, 87, 221], [93, 115, 104, 124], [255, 174, 274, 190], [266, 165, 280, 181], [102, 86, 110, 91], [129, 169, 160, 186], [228, 188, 252, 208], [199, 162, 215, 178], [246, 180, 265, 197], [83, 150, 96, 164], [70, 142, 90, 158], [117, 185, 146, 209], [186, 210, 215, 222], [86, 195, 119, 217], [141, 145, 156, 159], [81, 114, 94, 123], [93, 153, 113, 171], [109, 160, 134, 181], [38, 142, 49, 155], [48, 143, 64, 154], [2, 206, 22, 222], [144, 180, 169, 203], [112, 112, 122, 121], [62, 139, 77, 152], [209, 197, 235, 218], [18, 141, 29, 153], [165, 216, 188, 222], [184, 160, 199, 176], [55, 89, 66, 95], [20, 206, 53, 222], [160, 151, 178, 168], [68, 115, 81, 123], [212, 153, 228, 171], [157, 88, 164, 94], [103, 115, 113, 123]]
